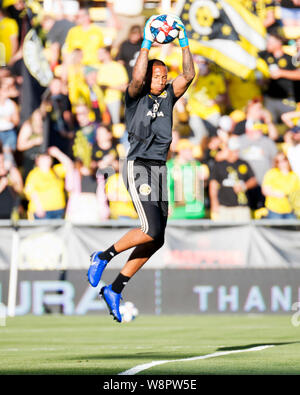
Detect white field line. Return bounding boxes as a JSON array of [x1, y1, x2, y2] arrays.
[[118, 344, 274, 375]]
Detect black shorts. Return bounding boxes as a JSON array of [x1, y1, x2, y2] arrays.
[[122, 158, 168, 240]]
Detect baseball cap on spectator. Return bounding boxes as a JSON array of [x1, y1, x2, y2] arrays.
[[267, 25, 282, 38], [267, 26, 288, 44]]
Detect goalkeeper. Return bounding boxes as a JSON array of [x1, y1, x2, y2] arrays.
[[87, 15, 195, 322]]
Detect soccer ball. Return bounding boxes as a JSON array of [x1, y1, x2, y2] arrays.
[[150, 14, 179, 44], [119, 301, 139, 323]]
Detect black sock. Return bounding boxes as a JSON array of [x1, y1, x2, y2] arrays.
[[98, 245, 118, 263], [111, 273, 130, 294]]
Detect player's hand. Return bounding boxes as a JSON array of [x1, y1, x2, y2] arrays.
[[173, 15, 189, 48], [141, 15, 158, 50]]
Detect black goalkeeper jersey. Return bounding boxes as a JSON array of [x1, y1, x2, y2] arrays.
[[125, 83, 178, 162]]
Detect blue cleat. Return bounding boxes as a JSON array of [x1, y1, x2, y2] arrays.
[[87, 251, 107, 287], [100, 285, 123, 323]]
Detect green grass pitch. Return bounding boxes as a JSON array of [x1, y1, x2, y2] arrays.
[[0, 314, 299, 375]]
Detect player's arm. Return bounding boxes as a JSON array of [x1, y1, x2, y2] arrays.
[[172, 18, 196, 98], [127, 16, 157, 99], [128, 49, 150, 98]]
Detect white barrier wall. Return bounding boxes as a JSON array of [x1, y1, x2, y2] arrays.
[[1, 219, 300, 271], [1, 219, 300, 315]]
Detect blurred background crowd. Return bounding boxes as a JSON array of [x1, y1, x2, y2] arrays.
[[0, 0, 300, 222]]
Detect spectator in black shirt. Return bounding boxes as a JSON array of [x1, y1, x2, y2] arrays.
[[0, 141, 23, 219], [233, 99, 278, 140], [73, 104, 97, 146], [259, 30, 300, 123], [45, 77, 74, 157], [209, 137, 257, 221], [116, 25, 143, 80], [42, 13, 76, 72], [293, 36, 300, 102], [91, 124, 119, 176]]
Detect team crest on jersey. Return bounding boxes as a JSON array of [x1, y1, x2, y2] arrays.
[[139, 183, 152, 196], [159, 90, 168, 98]]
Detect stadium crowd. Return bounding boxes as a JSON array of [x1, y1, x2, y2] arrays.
[[0, 0, 300, 222]]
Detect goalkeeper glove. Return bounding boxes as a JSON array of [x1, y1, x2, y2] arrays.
[[174, 16, 189, 48], [141, 15, 158, 50]]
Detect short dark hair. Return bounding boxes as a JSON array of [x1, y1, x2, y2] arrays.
[[147, 59, 166, 70], [267, 26, 287, 43], [146, 59, 167, 79], [102, 45, 112, 54]]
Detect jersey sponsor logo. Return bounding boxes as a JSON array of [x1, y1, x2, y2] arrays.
[[146, 110, 165, 118]]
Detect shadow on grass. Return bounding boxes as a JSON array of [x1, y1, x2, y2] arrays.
[[55, 341, 300, 363], [217, 342, 299, 351], [62, 352, 200, 361], [1, 342, 299, 375]]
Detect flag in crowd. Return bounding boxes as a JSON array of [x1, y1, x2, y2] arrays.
[[175, 0, 268, 78], [21, 26, 53, 122], [18, 0, 53, 122]]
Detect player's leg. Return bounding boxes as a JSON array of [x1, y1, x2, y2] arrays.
[[101, 203, 168, 322], [112, 159, 168, 282], [118, 233, 165, 279], [88, 159, 154, 287], [100, 237, 164, 322], [88, 228, 154, 287]]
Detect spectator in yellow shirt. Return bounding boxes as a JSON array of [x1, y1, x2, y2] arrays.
[[187, 56, 226, 146], [97, 46, 129, 125], [64, 8, 104, 66], [105, 159, 138, 220], [72, 66, 106, 123], [0, 8, 18, 65], [61, 48, 87, 111], [24, 151, 66, 220], [262, 152, 300, 219], [225, 71, 263, 112]]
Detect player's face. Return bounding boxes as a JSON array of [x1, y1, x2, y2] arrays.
[[150, 65, 168, 95]]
